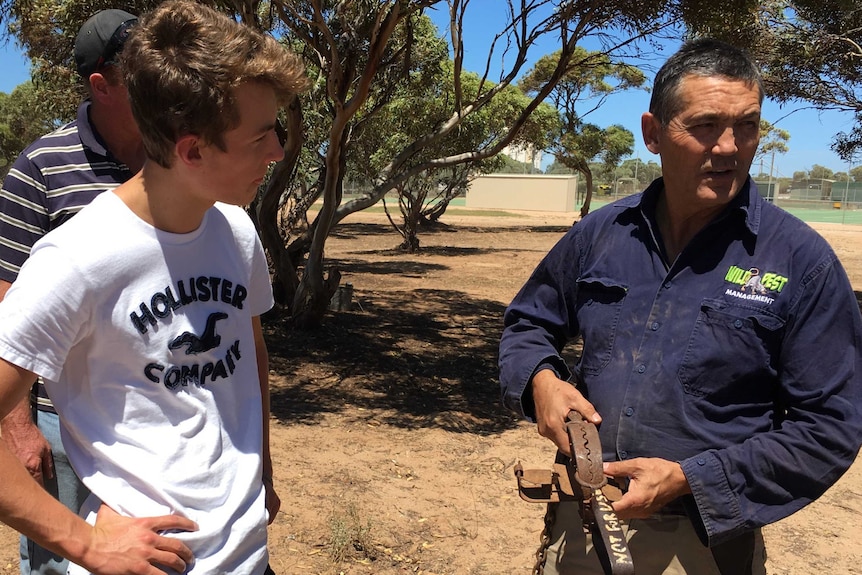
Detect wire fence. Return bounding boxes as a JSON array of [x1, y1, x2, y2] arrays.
[[586, 196, 862, 226]]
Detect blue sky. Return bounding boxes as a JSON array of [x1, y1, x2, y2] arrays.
[[1, 11, 856, 178], [0, 40, 31, 92], [423, 4, 857, 179]]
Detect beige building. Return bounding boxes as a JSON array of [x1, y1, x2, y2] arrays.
[[466, 173, 578, 212]]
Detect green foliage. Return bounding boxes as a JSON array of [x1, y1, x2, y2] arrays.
[[342, 49, 557, 249], [809, 164, 835, 180], [757, 119, 790, 160], [691, 0, 862, 161], [519, 47, 645, 215], [618, 157, 661, 186], [0, 81, 62, 177], [350, 58, 556, 180], [676, 0, 764, 47], [3, 0, 163, 122], [16, 0, 855, 324], [544, 160, 575, 175], [496, 153, 542, 174], [554, 123, 635, 183]]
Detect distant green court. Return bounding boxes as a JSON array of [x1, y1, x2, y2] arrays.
[[372, 196, 862, 226], [586, 199, 862, 226]]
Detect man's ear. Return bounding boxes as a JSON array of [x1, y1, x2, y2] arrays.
[[175, 134, 204, 168], [88, 73, 112, 103], [641, 112, 662, 154]]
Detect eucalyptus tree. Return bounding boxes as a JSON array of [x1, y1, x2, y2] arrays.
[[755, 119, 790, 182], [519, 47, 645, 216], [350, 60, 558, 252], [4, 0, 762, 327], [265, 0, 674, 326], [0, 81, 59, 176], [761, 1, 862, 161], [685, 0, 862, 161]]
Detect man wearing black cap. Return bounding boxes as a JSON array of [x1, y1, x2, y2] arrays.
[[0, 9, 144, 575]]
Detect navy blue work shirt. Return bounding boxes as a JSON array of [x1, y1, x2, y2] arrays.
[[499, 177, 862, 547]]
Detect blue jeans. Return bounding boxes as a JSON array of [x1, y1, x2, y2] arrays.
[[20, 410, 90, 575]]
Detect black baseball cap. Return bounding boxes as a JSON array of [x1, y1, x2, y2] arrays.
[[74, 9, 138, 78]]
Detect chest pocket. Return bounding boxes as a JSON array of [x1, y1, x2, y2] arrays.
[[575, 277, 627, 376], [678, 299, 785, 400]]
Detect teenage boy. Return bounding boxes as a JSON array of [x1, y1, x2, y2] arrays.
[[0, 1, 308, 574]]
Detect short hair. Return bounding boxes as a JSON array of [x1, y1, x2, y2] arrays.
[[649, 38, 764, 126], [120, 0, 309, 168]]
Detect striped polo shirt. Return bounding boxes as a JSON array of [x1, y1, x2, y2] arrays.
[[0, 100, 134, 412], [0, 100, 134, 283]]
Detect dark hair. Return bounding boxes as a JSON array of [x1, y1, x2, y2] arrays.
[[120, 0, 309, 168], [649, 38, 764, 125]]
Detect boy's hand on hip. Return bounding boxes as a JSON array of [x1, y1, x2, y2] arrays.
[[83, 504, 198, 575]]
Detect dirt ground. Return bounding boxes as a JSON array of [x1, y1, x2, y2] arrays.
[[1, 207, 861, 574]]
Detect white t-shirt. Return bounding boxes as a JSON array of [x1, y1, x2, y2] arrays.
[[0, 192, 274, 574]]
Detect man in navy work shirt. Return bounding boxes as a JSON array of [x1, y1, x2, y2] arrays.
[[499, 38, 862, 575], [0, 9, 143, 575]]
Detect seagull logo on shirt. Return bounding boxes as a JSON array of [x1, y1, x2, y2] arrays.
[[169, 312, 228, 354]]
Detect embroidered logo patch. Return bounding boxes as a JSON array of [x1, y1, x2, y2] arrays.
[[724, 265, 787, 304]]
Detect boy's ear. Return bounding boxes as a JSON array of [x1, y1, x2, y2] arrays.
[[641, 112, 662, 154], [175, 134, 204, 167]]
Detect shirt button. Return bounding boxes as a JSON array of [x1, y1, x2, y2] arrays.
[[650, 322, 660, 331], [696, 458, 706, 466], [637, 364, 646, 374], [620, 450, 628, 459], [733, 319, 744, 329], [663, 281, 672, 289], [625, 407, 634, 416]]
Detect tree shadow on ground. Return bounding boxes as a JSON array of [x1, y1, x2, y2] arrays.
[[328, 258, 450, 277], [432, 224, 572, 235], [329, 222, 391, 240], [332, 221, 571, 239], [264, 288, 521, 436]]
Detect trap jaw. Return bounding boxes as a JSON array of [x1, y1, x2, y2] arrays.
[[514, 412, 635, 575]]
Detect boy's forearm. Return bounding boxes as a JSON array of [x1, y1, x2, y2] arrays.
[[252, 316, 273, 480], [0, 439, 92, 564]]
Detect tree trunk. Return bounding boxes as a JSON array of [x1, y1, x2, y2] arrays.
[[256, 98, 303, 306], [400, 205, 421, 253], [579, 169, 595, 219], [290, 128, 349, 329]]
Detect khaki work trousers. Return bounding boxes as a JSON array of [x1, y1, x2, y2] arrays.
[[539, 501, 767, 575]]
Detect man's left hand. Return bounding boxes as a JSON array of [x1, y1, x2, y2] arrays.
[[603, 458, 692, 519]]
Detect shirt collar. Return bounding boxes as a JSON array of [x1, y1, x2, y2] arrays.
[[76, 100, 112, 159], [630, 176, 761, 237]]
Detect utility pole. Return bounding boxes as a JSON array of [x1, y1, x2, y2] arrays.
[[768, 148, 776, 204], [843, 158, 853, 225]]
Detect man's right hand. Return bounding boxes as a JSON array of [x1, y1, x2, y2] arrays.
[[0, 396, 53, 485], [531, 369, 601, 456], [82, 504, 198, 575]]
